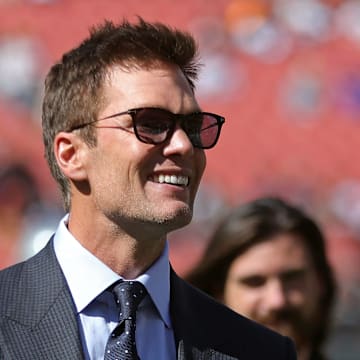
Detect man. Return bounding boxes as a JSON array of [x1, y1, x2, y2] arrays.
[[187, 197, 336, 360], [0, 19, 296, 359]]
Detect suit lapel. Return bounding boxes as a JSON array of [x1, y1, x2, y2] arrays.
[[170, 269, 237, 360], [170, 269, 195, 359], [4, 240, 84, 359]]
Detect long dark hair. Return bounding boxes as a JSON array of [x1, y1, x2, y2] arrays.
[[187, 197, 336, 352]]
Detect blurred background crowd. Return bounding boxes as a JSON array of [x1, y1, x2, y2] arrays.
[[0, 0, 359, 358]]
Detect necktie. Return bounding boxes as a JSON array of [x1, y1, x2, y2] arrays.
[[105, 281, 147, 360]]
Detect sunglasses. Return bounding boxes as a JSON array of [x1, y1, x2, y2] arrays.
[[70, 107, 225, 149]]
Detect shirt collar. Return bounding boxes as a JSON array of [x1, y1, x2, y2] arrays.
[[53, 214, 172, 328]]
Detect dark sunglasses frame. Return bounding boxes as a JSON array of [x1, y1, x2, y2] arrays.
[[69, 107, 225, 149]]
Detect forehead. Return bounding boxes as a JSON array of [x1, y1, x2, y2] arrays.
[[102, 62, 198, 112], [229, 233, 315, 276]]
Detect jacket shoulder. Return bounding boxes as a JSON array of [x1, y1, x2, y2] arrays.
[[0, 261, 26, 315], [0, 240, 62, 321], [171, 272, 297, 359]]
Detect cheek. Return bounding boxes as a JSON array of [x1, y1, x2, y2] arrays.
[[223, 281, 258, 316], [290, 286, 321, 317], [89, 152, 129, 198], [288, 288, 307, 306], [198, 151, 206, 175], [288, 274, 321, 310], [192, 152, 206, 189]]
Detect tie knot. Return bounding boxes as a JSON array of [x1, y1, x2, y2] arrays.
[[112, 281, 147, 320]]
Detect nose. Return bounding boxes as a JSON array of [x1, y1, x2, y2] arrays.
[[163, 124, 195, 156], [263, 279, 288, 312]]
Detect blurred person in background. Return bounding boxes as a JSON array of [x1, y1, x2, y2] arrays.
[[0, 163, 40, 268], [187, 197, 336, 360], [0, 163, 62, 269]]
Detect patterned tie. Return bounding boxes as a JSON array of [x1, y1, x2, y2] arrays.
[[105, 281, 147, 360]]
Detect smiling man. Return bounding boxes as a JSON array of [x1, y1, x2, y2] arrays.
[[0, 19, 296, 359]]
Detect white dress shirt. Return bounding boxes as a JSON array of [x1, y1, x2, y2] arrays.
[[53, 215, 176, 360]]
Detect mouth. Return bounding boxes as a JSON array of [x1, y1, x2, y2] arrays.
[[150, 174, 189, 187]]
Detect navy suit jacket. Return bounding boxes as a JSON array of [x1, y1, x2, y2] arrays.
[[0, 240, 297, 359]]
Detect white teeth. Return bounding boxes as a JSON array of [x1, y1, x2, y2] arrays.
[[178, 176, 188, 185], [153, 174, 189, 186]]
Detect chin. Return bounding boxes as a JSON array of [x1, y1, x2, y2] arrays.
[[157, 206, 193, 229]]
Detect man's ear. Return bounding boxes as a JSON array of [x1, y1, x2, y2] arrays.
[[54, 132, 89, 181]]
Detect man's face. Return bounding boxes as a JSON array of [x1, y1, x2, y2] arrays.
[[82, 63, 206, 234], [223, 234, 322, 351]]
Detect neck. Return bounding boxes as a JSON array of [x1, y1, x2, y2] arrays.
[[67, 210, 167, 279]]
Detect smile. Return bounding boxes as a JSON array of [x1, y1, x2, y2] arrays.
[[152, 174, 189, 187]]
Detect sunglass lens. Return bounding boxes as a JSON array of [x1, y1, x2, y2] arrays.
[[201, 115, 221, 148], [134, 109, 172, 144], [185, 114, 220, 149]]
